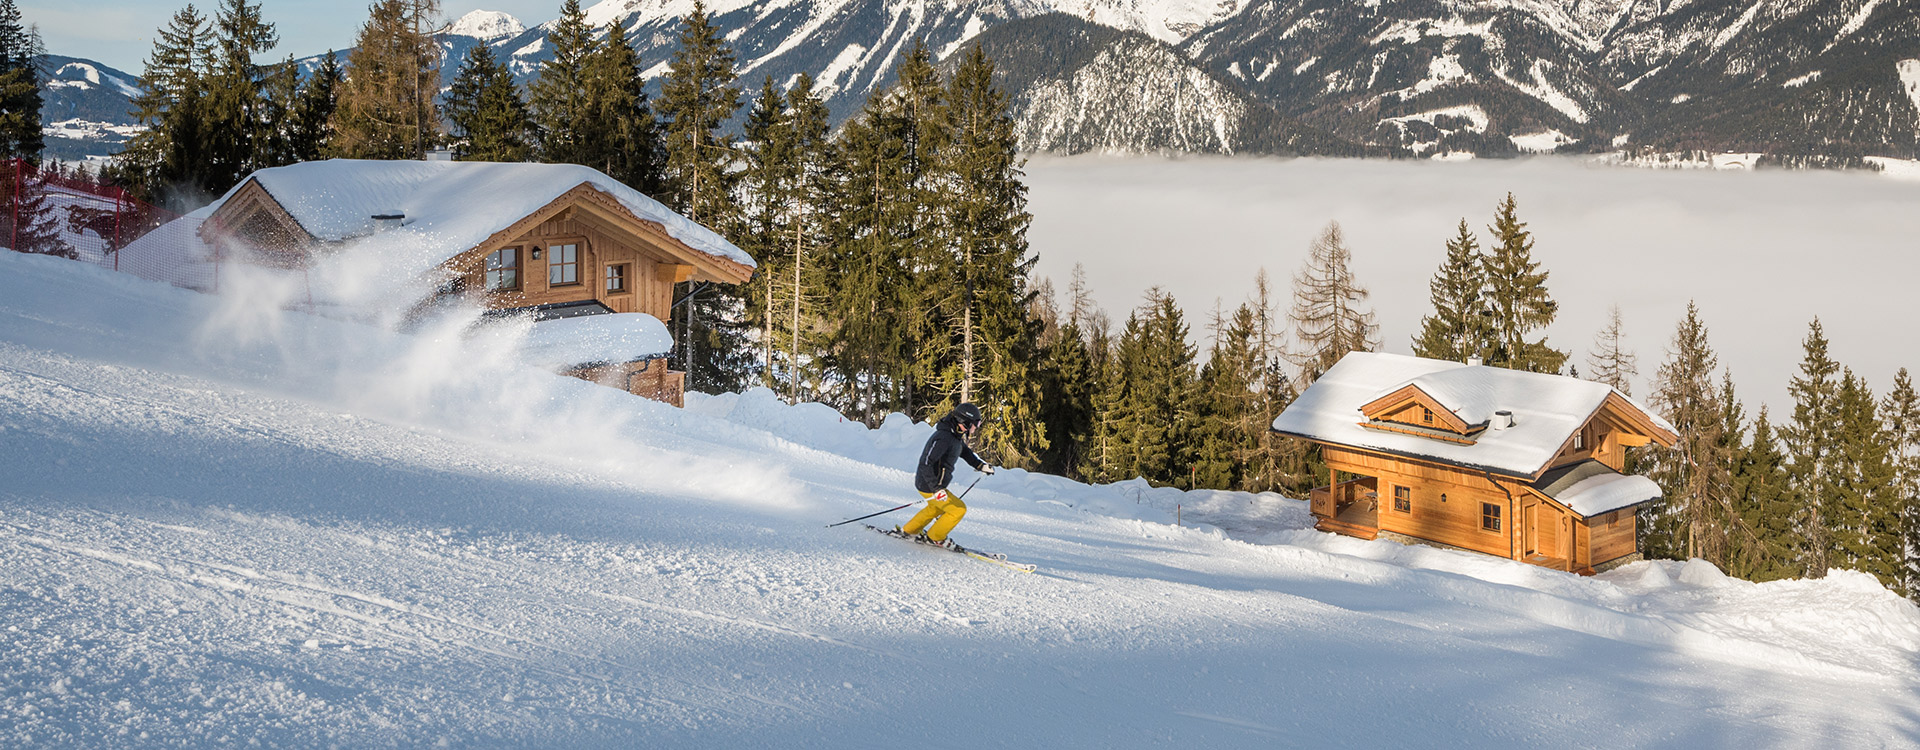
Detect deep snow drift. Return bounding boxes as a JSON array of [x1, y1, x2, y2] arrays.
[[2, 250, 1917, 748]]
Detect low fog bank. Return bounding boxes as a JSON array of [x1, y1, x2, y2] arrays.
[[1026, 155, 1920, 413]]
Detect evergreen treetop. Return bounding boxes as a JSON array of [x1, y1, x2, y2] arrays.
[[1482, 193, 1565, 373]]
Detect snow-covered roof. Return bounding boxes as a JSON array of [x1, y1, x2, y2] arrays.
[[519, 312, 672, 371], [1531, 459, 1662, 517], [192, 159, 753, 278], [1272, 352, 1674, 478]]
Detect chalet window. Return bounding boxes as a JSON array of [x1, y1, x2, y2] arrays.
[[485, 248, 519, 291], [1574, 432, 1585, 451], [548, 243, 580, 285], [1481, 502, 1502, 532], [1392, 485, 1411, 513], [606, 263, 628, 293], [1421, 407, 1434, 424]]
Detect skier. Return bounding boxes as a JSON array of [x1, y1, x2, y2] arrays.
[[899, 403, 995, 549]]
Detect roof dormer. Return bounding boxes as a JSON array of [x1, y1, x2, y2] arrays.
[[1357, 383, 1486, 444]]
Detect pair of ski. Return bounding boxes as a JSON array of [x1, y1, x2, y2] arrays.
[[865, 525, 1037, 573]]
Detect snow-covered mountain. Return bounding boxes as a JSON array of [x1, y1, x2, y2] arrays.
[[36, 55, 145, 163], [4, 240, 1919, 745], [963, 13, 1369, 154], [1179, 0, 1920, 156]]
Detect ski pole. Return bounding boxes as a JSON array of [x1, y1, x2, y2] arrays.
[[825, 475, 983, 528]]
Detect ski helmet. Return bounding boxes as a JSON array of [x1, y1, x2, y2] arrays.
[[952, 403, 984, 428]]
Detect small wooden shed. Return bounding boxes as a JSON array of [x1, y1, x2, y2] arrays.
[[197, 159, 755, 406], [1271, 352, 1678, 574]]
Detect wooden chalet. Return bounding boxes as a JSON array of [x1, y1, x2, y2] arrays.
[[196, 159, 755, 406], [1271, 352, 1679, 574]]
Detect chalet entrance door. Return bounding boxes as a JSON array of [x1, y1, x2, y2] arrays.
[[1522, 501, 1539, 557]]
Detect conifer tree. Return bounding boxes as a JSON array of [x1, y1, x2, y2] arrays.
[[742, 75, 796, 386], [1783, 319, 1841, 577], [584, 18, 665, 192], [935, 44, 1042, 465], [1643, 302, 1729, 563], [332, 0, 441, 160], [1829, 370, 1899, 588], [126, 4, 216, 209], [659, 0, 749, 394], [1482, 193, 1565, 373], [1881, 368, 1920, 597], [444, 44, 531, 161], [204, 0, 276, 189], [1410, 219, 1489, 363], [2, 162, 72, 257], [1079, 324, 1123, 483], [1288, 221, 1378, 384], [1194, 303, 1263, 489], [776, 72, 834, 402], [1105, 290, 1197, 485], [0, 0, 44, 161], [827, 86, 913, 423], [254, 57, 300, 167], [527, 0, 596, 165], [1587, 304, 1638, 395], [287, 50, 341, 161], [1735, 408, 1797, 581]]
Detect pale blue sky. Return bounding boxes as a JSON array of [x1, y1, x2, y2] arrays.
[[22, 1, 559, 73]]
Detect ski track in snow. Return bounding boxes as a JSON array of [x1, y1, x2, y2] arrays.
[[1, 251, 1917, 747]]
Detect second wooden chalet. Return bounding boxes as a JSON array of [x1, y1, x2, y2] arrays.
[[192, 159, 755, 406], [1272, 352, 1678, 574]]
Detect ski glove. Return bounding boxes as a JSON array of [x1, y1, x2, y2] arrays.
[[981, 465, 996, 475]]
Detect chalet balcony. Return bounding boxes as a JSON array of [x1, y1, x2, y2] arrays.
[[1310, 477, 1379, 540]]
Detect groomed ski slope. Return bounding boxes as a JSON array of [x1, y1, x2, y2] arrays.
[[2, 250, 1917, 748]]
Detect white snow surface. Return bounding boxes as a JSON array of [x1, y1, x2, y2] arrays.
[[521, 312, 673, 370], [1273, 352, 1672, 477], [2, 251, 1919, 747], [192, 159, 753, 277]]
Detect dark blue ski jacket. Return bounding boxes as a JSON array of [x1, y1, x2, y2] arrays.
[[914, 413, 985, 494]]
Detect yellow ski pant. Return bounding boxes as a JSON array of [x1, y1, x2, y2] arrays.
[[901, 489, 967, 542]]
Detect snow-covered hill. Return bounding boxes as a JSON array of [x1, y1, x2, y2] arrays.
[[2, 249, 1918, 746]]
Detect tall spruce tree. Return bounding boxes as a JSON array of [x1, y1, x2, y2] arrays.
[[204, 0, 276, 190], [0, 0, 44, 161], [287, 50, 340, 161], [1734, 407, 1797, 581], [1106, 290, 1197, 485], [1410, 219, 1489, 363], [527, 0, 596, 165], [1783, 319, 1842, 578], [126, 4, 216, 209], [1644, 302, 1729, 563], [828, 85, 913, 423], [1482, 193, 1565, 373], [584, 18, 665, 192], [331, 0, 440, 160], [444, 44, 531, 162], [1194, 303, 1263, 490], [1830, 370, 1900, 588], [1288, 221, 1378, 384], [255, 57, 300, 167], [1881, 368, 1920, 597], [659, 0, 750, 394], [935, 44, 1042, 465], [742, 75, 797, 388]]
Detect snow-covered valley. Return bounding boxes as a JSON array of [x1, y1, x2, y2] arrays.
[[2, 250, 1917, 747]]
